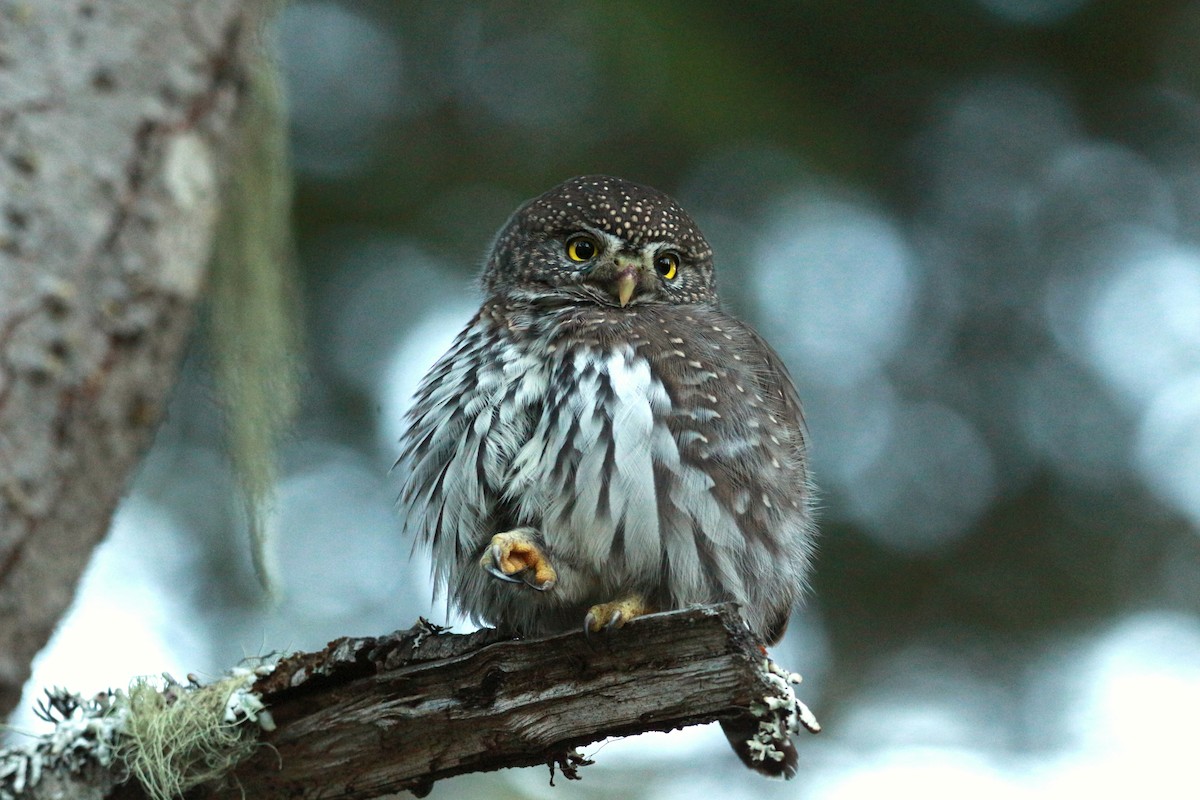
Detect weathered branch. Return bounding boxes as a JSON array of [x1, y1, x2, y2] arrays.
[[6, 604, 816, 800], [218, 604, 779, 799]]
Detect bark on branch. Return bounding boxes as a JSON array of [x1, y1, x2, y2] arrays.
[[3, 604, 809, 800], [216, 603, 780, 799]]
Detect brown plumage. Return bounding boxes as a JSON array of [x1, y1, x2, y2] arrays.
[[397, 175, 817, 777]]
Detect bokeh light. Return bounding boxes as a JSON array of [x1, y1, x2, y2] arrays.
[[1082, 238, 1200, 404], [754, 193, 917, 388], [1137, 377, 1200, 528], [9, 4, 1200, 800]]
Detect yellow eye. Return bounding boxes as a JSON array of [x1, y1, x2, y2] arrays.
[[655, 252, 679, 281], [566, 234, 599, 263]]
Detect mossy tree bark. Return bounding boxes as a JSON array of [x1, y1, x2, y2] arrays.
[[0, 0, 271, 719]]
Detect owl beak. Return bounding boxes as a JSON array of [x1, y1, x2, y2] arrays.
[[612, 256, 645, 307], [615, 270, 637, 307]]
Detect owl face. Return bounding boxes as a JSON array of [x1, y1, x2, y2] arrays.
[[483, 175, 718, 307]]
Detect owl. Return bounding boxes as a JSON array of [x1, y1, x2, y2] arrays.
[[396, 176, 816, 776]]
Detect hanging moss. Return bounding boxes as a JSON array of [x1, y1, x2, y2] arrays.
[[208, 0, 300, 597]]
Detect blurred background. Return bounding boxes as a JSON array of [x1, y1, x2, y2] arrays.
[[11, 1, 1200, 797]]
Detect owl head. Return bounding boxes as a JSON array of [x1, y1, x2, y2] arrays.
[[483, 175, 717, 307]]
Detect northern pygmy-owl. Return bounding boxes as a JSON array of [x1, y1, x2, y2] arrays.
[[397, 176, 816, 776]]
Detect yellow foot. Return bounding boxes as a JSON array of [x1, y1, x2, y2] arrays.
[[481, 528, 557, 591], [584, 595, 651, 633]]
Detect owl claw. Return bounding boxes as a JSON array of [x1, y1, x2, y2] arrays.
[[584, 596, 650, 634], [481, 529, 558, 591], [520, 570, 556, 592], [483, 562, 523, 584]]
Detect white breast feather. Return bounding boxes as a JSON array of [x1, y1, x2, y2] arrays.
[[402, 329, 751, 603], [600, 348, 662, 573]]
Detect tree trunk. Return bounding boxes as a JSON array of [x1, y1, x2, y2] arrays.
[[0, 0, 268, 719]]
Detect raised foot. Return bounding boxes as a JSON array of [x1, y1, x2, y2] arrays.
[[584, 595, 650, 634], [481, 528, 557, 591]]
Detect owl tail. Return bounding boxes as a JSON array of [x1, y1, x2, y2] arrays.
[[720, 715, 798, 779]]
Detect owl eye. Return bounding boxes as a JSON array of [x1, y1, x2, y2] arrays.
[[655, 252, 680, 281], [565, 234, 599, 263]]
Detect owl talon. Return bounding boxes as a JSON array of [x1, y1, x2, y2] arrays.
[[522, 572, 555, 592], [584, 595, 650, 634], [481, 529, 558, 591], [483, 562, 523, 584]]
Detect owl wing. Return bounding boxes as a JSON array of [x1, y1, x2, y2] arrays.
[[739, 320, 809, 452], [396, 313, 502, 589], [729, 318, 815, 642], [645, 307, 815, 639]]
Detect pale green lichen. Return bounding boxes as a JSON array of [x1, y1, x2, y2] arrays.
[[116, 673, 268, 800], [0, 666, 274, 800]]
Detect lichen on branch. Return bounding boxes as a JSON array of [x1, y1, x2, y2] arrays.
[[0, 669, 273, 800]]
